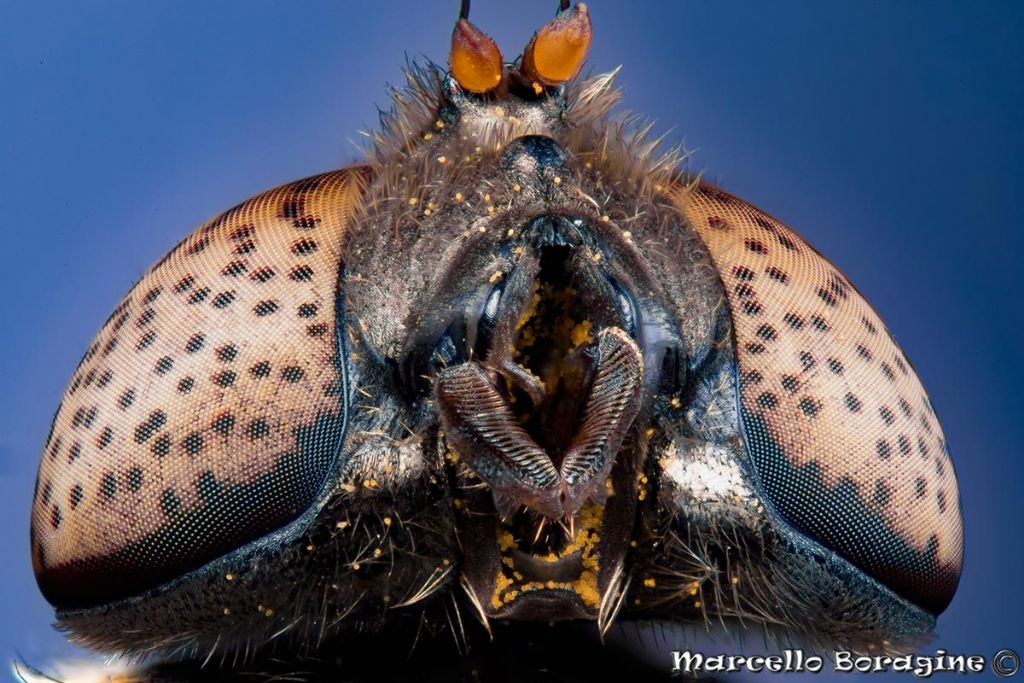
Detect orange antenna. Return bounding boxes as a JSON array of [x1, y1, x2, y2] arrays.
[[522, 2, 592, 87], [450, 0, 504, 94]]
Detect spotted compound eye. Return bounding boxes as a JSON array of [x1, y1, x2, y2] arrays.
[[30, 169, 367, 608], [670, 183, 964, 615]]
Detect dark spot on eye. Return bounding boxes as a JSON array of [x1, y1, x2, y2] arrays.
[[775, 233, 798, 251], [188, 287, 210, 305], [707, 216, 726, 229], [222, 261, 248, 277], [134, 410, 167, 443], [307, 323, 329, 337], [742, 301, 763, 316], [161, 489, 181, 518], [111, 311, 130, 333], [135, 331, 156, 352], [291, 238, 318, 255], [68, 442, 81, 462], [323, 381, 341, 397], [155, 356, 174, 375], [186, 334, 205, 353], [290, 265, 314, 281], [102, 336, 120, 356], [250, 361, 271, 378], [50, 505, 61, 530], [186, 237, 210, 256], [757, 392, 778, 409], [97, 426, 113, 449], [183, 432, 204, 456], [799, 351, 815, 370], [136, 308, 156, 328], [756, 324, 777, 341], [734, 283, 755, 298], [152, 434, 171, 458], [873, 480, 890, 507], [230, 225, 255, 240], [894, 355, 909, 375], [281, 366, 305, 383], [765, 266, 788, 283], [249, 419, 269, 440], [879, 406, 895, 426], [816, 287, 838, 307], [781, 375, 799, 393], [234, 240, 257, 255], [937, 490, 947, 513], [48, 436, 62, 461], [212, 291, 236, 309], [898, 397, 912, 417], [783, 312, 804, 330], [876, 439, 891, 460], [744, 239, 768, 255], [799, 397, 820, 418], [41, 481, 52, 505], [861, 316, 878, 335], [197, 470, 219, 500], [216, 345, 238, 363], [732, 266, 756, 281], [212, 412, 235, 435], [915, 477, 927, 498], [174, 275, 196, 293], [742, 370, 763, 385], [282, 198, 303, 219], [250, 267, 275, 283], [254, 300, 279, 316], [810, 315, 830, 332], [70, 485, 83, 509], [178, 376, 195, 393], [827, 358, 844, 375], [880, 362, 896, 381], [100, 473, 117, 499], [856, 344, 873, 361], [96, 369, 113, 388], [844, 393, 862, 413], [127, 467, 144, 492], [143, 287, 162, 304], [745, 342, 766, 354], [298, 303, 318, 318], [213, 370, 236, 388], [898, 434, 912, 455], [917, 436, 930, 457]]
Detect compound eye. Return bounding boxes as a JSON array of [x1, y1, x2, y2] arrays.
[[674, 183, 964, 615], [30, 170, 363, 608]]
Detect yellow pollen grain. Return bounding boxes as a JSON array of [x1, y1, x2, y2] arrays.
[[507, 228, 515, 237], [731, 576, 739, 585], [437, 156, 447, 164], [408, 197, 418, 206], [592, 252, 602, 263], [373, 548, 383, 557], [383, 517, 392, 526], [424, 209, 432, 216], [489, 271, 503, 284], [463, 156, 471, 163], [265, 608, 275, 617], [486, 205, 495, 214], [693, 601, 701, 609], [623, 230, 632, 238], [601, 215, 610, 222], [336, 520, 349, 529], [443, 558, 451, 566], [363, 479, 378, 488], [435, 120, 445, 129], [634, 598, 641, 606], [306, 544, 314, 551], [484, 193, 491, 202], [479, 226, 487, 232], [423, 132, 433, 140], [630, 540, 637, 547], [513, 183, 522, 192], [670, 397, 682, 408], [643, 577, 656, 588], [352, 562, 361, 570], [637, 490, 647, 501], [455, 192, 464, 202], [645, 427, 656, 437], [223, 607, 231, 615], [225, 573, 234, 581], [553, 176, 562, 185]]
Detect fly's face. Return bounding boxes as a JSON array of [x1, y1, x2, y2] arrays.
[[28, 1, 962, 669]]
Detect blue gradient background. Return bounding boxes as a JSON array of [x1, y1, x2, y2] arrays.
[[1, 2, 1021, 679]]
